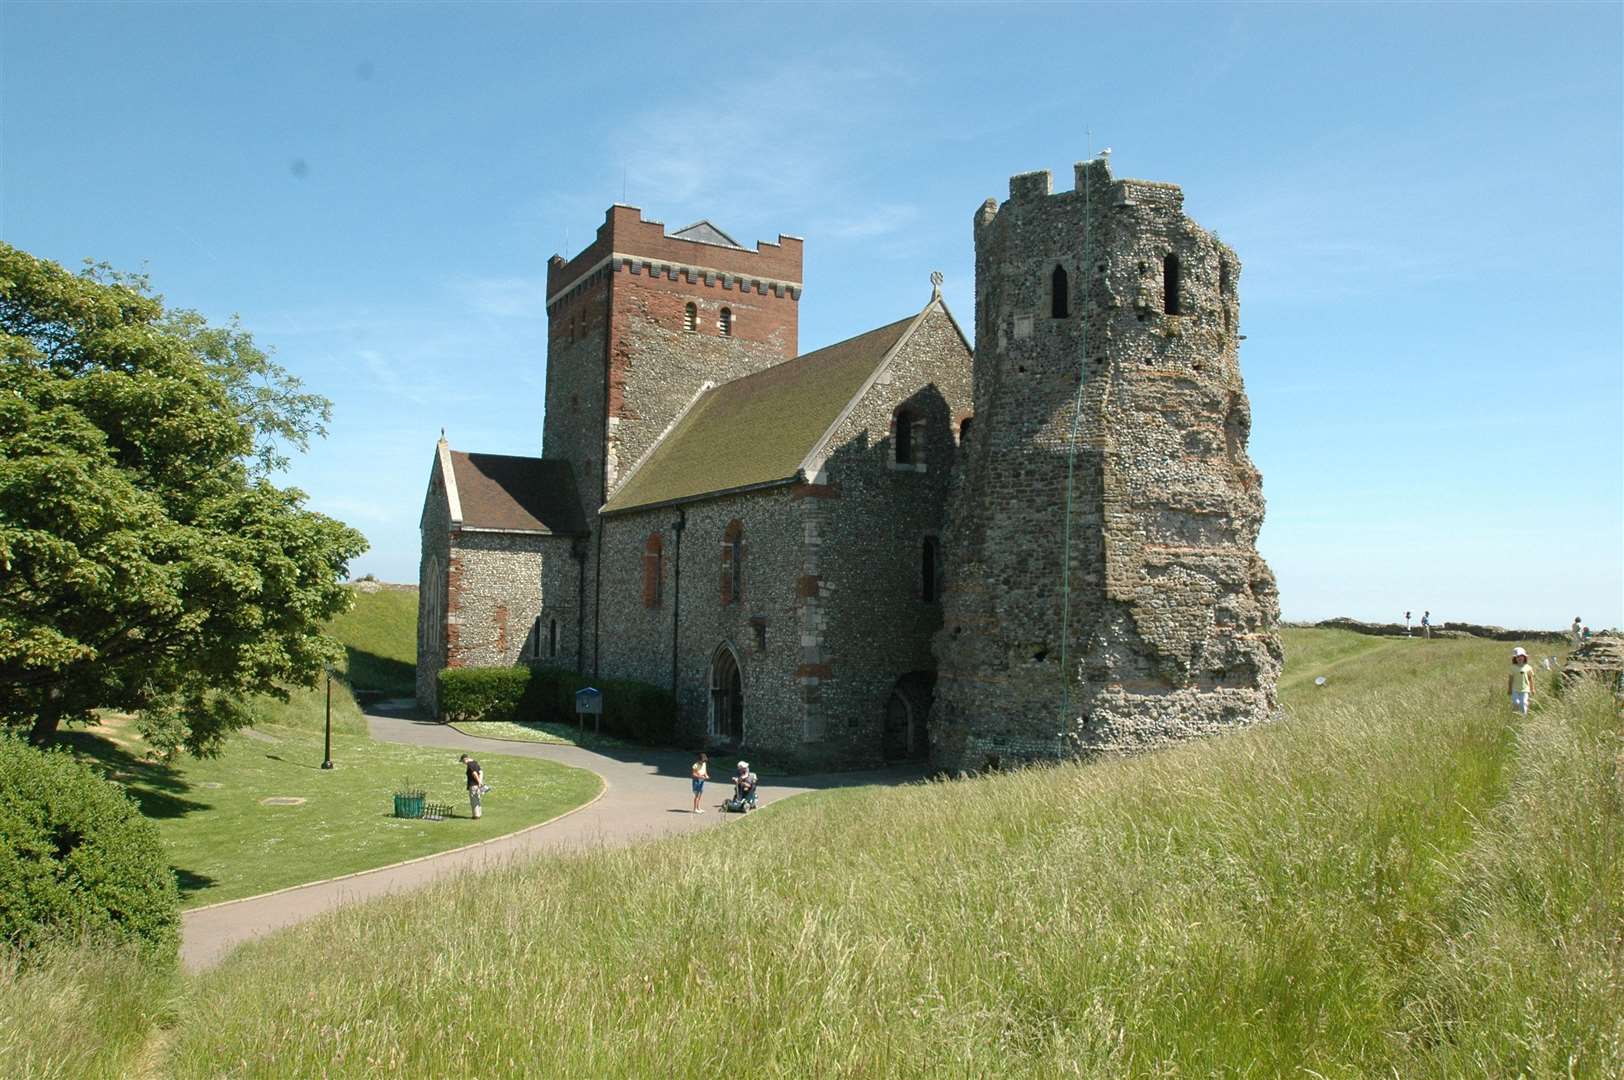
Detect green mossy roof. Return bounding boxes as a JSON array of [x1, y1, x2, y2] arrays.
[[603, 313, 918, 513]]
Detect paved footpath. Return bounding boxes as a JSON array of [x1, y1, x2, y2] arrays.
[[180, 702, 920, 972]]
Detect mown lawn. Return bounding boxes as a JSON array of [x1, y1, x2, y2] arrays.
[[62, 713, 602, 908]]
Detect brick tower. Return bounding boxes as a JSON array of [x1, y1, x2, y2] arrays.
[[543, 207, 803, 514], [931, 158, 1282, 770], [541, 207, 803, 672]]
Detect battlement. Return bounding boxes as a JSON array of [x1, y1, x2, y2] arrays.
[[977, 158, 1184, 227], [547, 205, 804, 312]]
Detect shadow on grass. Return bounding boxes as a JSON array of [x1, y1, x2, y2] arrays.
[[265, 753, 325, 771], [345, 646, 416, 698], [59, 728, 211, 821], [173, 867, 218, 898]]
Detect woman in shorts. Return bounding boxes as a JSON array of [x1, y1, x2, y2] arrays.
[[690, 752, 709, 813]]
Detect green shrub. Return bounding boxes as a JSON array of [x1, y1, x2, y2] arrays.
[[437, 667, 676, 745], [437, 667, 531, 723], [0, 736, 178, 958]]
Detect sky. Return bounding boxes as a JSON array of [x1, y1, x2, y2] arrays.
[[3, 2, 1620, 630]]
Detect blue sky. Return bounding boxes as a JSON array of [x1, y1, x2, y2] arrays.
[[4, 2, 1620, 630]]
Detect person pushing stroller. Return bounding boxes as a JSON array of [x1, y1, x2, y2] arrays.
[[726, 761, 759, 813]]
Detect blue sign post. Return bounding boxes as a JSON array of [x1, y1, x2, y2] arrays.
[[575, 686, 603, 733]]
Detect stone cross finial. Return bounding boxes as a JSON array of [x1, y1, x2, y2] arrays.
[[930, 270, 943, 296]]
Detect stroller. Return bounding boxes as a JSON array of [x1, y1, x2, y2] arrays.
[[723, 769, 758, 813]]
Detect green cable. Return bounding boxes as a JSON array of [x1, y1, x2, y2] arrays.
[[1056, 162, 1093, 754]]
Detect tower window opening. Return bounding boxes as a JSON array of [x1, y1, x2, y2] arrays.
[[921, 537, 940, 603], [894, 407, 916, 465], [1051, 264, 1069, 319], [719, 307, 733, 336], [1219, 258, 1231, 296], [548, 618, 558, 658], [958, 416, 973, 444], [684, 302, 697, 333], [1163, 253, 1182, 315]]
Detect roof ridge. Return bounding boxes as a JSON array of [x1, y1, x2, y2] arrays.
[[797, 295, 944, 479]]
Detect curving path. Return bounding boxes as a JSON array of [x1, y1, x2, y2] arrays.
[[180, 701, 922, 971]]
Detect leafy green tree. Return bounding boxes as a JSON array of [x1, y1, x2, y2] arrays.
[[0, 244, 367, 756]]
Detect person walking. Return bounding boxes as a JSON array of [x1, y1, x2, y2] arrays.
[[1507, 648, 1535, 715], [1421, 611, 1432, 639], [1572, 617, 1583, 646], [459, 754, 483, 819], [690, 752, 710, 813]]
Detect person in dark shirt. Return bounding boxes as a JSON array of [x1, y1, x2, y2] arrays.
[[459, 754, 483, 819]]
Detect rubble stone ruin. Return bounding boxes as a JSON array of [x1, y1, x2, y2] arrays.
[[931, 158, 1283, 771]]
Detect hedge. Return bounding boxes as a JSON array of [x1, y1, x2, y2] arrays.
[[439, 666, 677, 746], [0, 736, 179, 959]]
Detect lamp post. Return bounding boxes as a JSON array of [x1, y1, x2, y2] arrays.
[[321, 667, 335, 770]]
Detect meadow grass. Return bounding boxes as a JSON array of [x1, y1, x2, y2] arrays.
[[0, 940, 178, 1080], [146, 630, 1619, 1078]]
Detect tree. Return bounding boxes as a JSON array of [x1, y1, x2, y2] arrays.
[[0, 244, 367, 756]]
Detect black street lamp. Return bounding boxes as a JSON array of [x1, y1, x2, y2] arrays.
[[321, 667, 335, 770]]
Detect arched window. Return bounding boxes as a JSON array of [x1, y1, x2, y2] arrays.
[[721, 519, 744, 605], [684, 302, 697, 333], [921, 537, 940, 603], [1051, 265, 1069, 319], [548, 618, 558, 658], [894, 407, 916, 465], [1218, 259, 1230, 296], [958, 416, 973, 444], [642, 533, 664, 608], [719, 307, 733, 337], [1163, 253, 1181, 315]]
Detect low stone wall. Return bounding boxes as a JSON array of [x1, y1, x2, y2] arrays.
[[1302, 617, 1567, 643]]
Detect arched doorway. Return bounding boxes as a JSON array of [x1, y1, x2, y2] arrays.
[[709, 645, 743, 743], [882, 671, 935, 762]]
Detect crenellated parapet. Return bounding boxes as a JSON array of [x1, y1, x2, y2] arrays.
[[546, 206, 803, 314]]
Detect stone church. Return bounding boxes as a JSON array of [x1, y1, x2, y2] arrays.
[[419, 157, 1282, 771]]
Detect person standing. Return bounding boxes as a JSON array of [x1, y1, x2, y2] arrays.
[[1421, 611, 1432, 639], [1572, 617, 1583, 646], [1507, 648, 1534, 715], [1404, 611, 1412, 636], [460, 753, 483, 819], [690, 752, 709, 813]]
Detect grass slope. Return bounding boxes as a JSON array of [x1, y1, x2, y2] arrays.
[[326, 585, 419, 697], [157, 631, 1619, 1078], [8, 630, 1617, 1078]]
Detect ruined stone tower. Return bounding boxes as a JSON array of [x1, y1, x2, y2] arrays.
[[931, 158, 1282, 771]]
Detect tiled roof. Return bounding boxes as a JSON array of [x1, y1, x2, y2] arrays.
[[668, 220, 744, 249], [449, 451, 587, 535], [602, 312, 920, 514]]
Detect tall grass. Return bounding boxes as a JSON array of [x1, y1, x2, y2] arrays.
[[156, 634, 1619, 1078], [0, 942, 178, 1080]]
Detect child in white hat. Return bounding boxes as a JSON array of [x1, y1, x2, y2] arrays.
[[1507, 648, 1534, 715]]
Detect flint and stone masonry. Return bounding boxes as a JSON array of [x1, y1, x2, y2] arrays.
[[931, 159, 1282, 771], [420, 157, 1280, 769]]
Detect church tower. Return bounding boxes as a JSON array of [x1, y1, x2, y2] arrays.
[[540, 206, 802, 673], [542, 207, 803, 519], [931, 158, 1282, 770]]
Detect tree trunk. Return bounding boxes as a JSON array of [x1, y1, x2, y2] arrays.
[[28, 699, 62, 746]]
